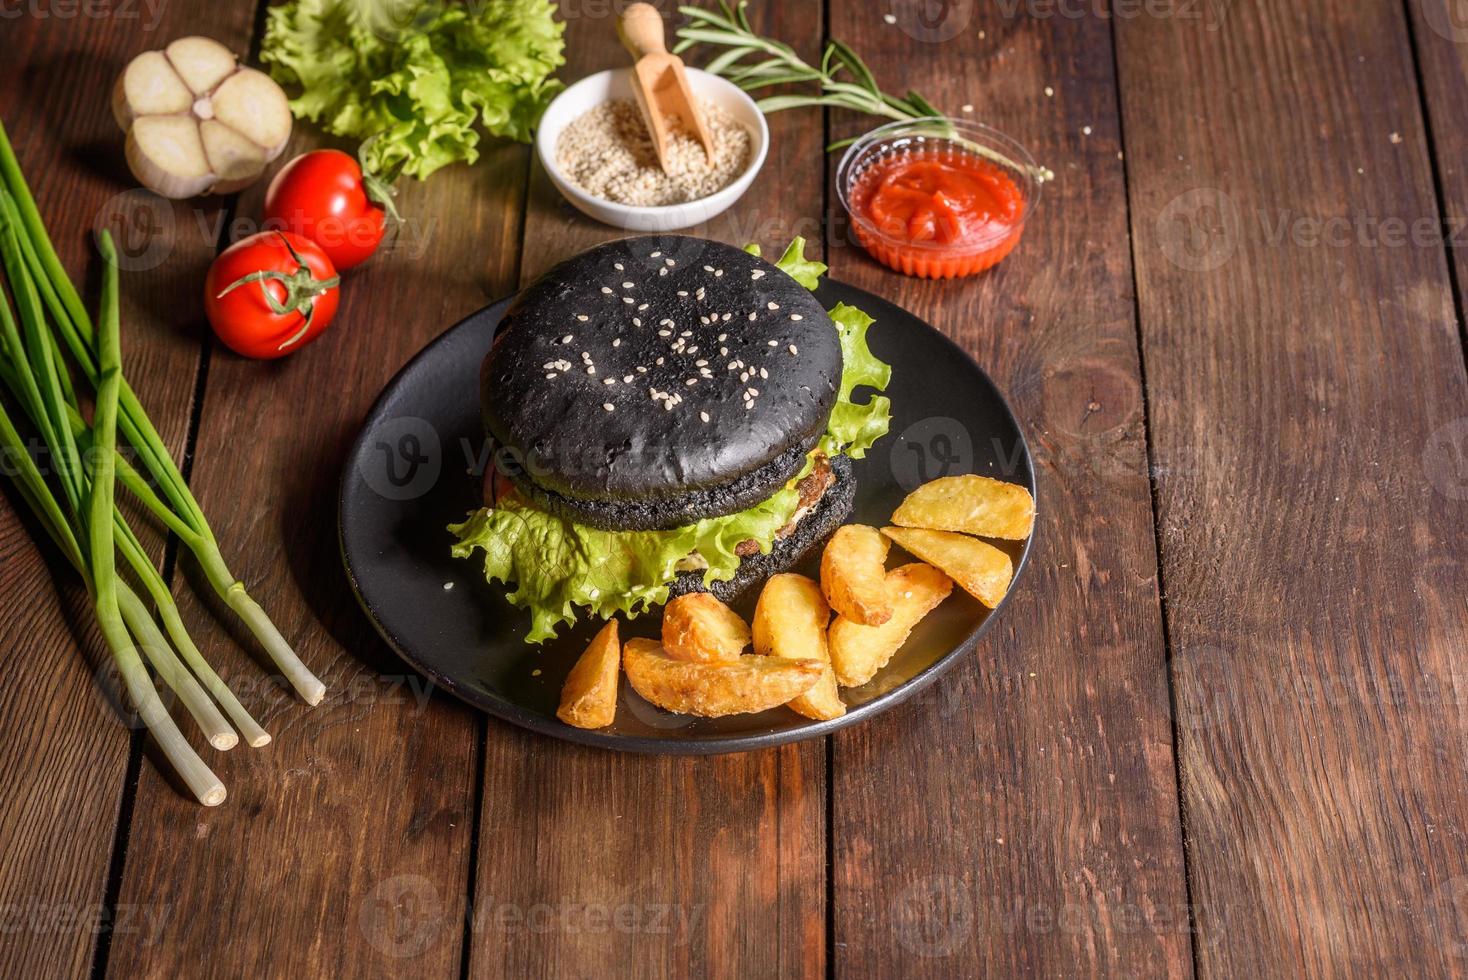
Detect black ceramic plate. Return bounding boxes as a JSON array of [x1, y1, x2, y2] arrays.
[[340, 279, 1034, 753]]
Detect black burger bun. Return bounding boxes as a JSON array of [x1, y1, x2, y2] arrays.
[[481, 236, 841, 531]]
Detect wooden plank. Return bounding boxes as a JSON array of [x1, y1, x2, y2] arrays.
[[1116, 0, 1468, 974], [1410, 0, 1468, 337], [824, 6, 1191, 977], [468, 3, 828, 977], [0, 6, 254, 977], [104, 27, 531, 980]]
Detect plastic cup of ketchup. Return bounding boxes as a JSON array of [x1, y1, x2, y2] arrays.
[[837, 118, 1041, 279]]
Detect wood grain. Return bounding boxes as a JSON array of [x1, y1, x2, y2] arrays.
[[469, 4, 828, 978], [102, 18, 531, 980], [1116, 0, 1468, 973], [1410, 0, 1468, 344], [6, 0, 1467, 976], [0, 6, 253, 977], [824, 5, 1192, 977]]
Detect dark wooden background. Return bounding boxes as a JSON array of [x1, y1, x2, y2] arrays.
[[3, 0, 1467, 976]]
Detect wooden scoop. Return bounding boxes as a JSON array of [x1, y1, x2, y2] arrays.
[[617, 2, 716, 171]]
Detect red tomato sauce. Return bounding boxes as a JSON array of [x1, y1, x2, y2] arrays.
[[848, 145, 1027, 278]]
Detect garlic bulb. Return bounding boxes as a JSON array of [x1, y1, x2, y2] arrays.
[[112, 37, 292, 199]]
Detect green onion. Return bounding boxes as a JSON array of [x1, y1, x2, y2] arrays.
[[116, 579, 238, 753], [88, 231, 227, 805], [0, 116, 323, 803], [110, 514, 271, 748], [0, 124, 324, 706], [0, 125, 323, 700]]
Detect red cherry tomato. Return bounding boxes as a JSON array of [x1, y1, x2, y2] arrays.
[[204, 231, 340, 359], [263, 150, 397, 271]]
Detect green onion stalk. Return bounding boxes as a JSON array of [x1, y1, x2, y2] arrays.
[[0, 210, 271, 743], [87, 236, 228, 804], [673, 1, 1053, 183], [0, 115, 325, 802], [0, 234, 226, 804], [0, 395, 228, 802], [0, 342, 270, 750], [0, 120, 324, 706]]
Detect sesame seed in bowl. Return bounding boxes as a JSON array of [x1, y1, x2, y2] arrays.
[[557, 101, 750, 205], [535, 68, 769, 232]]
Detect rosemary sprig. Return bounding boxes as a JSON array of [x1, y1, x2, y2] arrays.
[[674, 2, 1051, 182]]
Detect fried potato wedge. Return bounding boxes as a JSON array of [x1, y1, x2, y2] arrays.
[[892, 474, 1035, 540], [623, 638, 822, 717], [829, 563, 953, 687], [753, 573, 845, 720], [882, 526, 1014, 608], [662, 592, 751, 662], [820, 524, 892, 626], [556, 620, 621, 729]]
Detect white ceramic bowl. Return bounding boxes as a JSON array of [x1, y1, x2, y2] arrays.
[[535, 67, 769, 232]]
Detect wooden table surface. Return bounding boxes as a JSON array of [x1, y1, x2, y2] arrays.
[[4, 0, 1468, 976]]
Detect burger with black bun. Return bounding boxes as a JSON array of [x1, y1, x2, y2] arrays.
[[450, 236, 891, 642]]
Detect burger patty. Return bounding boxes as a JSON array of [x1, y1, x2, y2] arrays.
[[668, 455, 854, 604], [486, 450, 845, 558], [734, 453, 835, 558]]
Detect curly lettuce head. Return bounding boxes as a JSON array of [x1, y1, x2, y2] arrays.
[[262, 0, 565, 180]]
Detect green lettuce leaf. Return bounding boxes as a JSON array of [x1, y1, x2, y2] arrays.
[[451, 237, 893, 641], [820, 302, 892, 459], [772, 236, 828, 289], [450, 485, 800, 643], [744, 235, 828, 290], [768, 240, 891, 458], [261, 0, 565, 180]]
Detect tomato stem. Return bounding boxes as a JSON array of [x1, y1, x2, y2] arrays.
[[215, 233, 339, 327], [358, 135, 404, 232], [362, 174, 403, 253], [363, 171, 401, 219], [276, 309, 315, 351]]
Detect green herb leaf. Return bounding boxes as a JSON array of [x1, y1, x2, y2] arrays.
[[906, 90, 944, 118], [828, 40, 880, 95], [673, 12, 1048, 182], [677, 4, 739, 31], [754, 93, 854, 115], [704, 44, 757, 75]]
